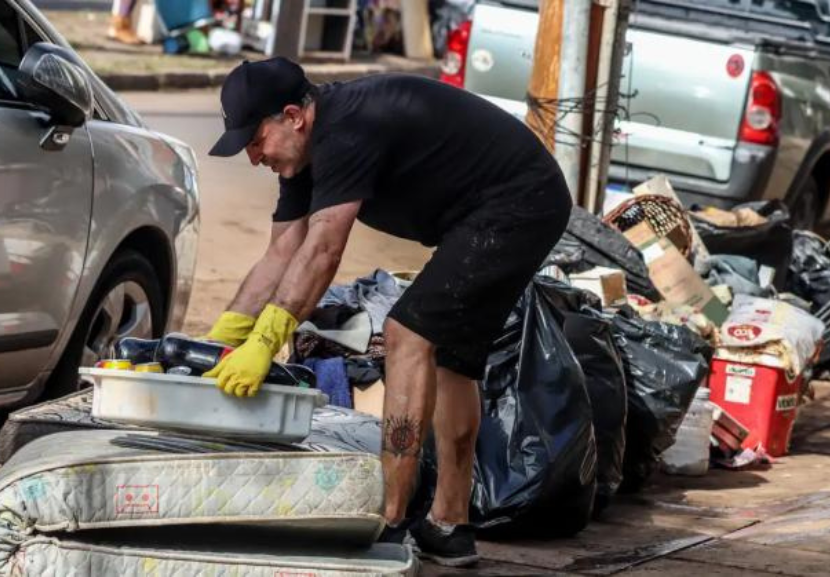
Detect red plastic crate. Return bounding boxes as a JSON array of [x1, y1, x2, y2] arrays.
[[708, 357, 802, 457]]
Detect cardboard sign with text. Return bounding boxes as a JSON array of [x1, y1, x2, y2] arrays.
[[624, 221, 728, 325]]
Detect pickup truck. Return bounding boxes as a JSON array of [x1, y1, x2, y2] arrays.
[[440, 0, 830, 230]]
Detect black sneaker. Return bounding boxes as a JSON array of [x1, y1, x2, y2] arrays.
[[377, 520, 412, 545], [410, 517, 480, 567]]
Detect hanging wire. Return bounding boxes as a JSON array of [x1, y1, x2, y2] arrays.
[[524, 78, 648, 150], [523, 20, 663, 191]]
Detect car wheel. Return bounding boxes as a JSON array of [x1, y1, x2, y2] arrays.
[[46, 250, 165, 399], [790, 177, 821, 231]]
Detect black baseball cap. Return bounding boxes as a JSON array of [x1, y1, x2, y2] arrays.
[[209, 57, 312, 157]]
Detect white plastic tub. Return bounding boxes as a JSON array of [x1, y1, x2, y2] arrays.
[[79, 368, 327, 442], [661, 387, 714, 476]]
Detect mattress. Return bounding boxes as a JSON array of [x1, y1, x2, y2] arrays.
[[0, 392, 382, 463], [0, 430, 414, 575], [0, 430, 384, 539], [9, 538, 417, 576]]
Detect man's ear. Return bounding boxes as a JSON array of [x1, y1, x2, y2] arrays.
[[283, 104, 305, 130]]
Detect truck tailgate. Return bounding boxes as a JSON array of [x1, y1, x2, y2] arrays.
[[615, 29, 755, 182]]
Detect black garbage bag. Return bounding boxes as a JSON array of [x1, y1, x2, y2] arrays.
[[452, 277, 597, 536], [562, 313, 627, 514], [611, 313, 712, 492], [532, 279, 627, 513], [691, 200, 793, 289], [786, 231, 830, 311], [551, 206, 661, 301]]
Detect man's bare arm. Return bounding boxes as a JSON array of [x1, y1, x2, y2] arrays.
[[270, 201, 361, 321], [227, 218, 309, 317]]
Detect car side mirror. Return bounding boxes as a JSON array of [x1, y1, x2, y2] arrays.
[[17, 43, 93, 150]]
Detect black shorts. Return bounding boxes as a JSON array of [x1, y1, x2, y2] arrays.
[[387, 177, 572, 380]]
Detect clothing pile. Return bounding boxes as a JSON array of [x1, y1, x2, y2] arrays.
[[289, 269, 403, 416]]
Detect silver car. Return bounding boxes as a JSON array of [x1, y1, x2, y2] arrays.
[[0, 0, 199, 405]]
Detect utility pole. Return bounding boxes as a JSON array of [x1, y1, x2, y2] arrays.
[[268, 0, 303, 59], [525, 0, 566, 155]]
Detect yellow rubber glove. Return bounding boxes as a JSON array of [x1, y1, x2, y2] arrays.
[[201, 311, 256, 347], [204, 305, 298, 398]]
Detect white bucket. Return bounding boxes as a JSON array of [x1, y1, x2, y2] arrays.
[[661, 387, 714, 476]]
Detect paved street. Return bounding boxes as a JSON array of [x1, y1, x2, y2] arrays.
[[122, 90, 431, 335]]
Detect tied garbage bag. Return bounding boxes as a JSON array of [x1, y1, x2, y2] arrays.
[[787, 231, 830, 311], [611, 313, 712, 492], [424, 277, 597, 536], [691, 201, 793, 290], [562, 313, 627, 514], [551, 206, 660, 301]]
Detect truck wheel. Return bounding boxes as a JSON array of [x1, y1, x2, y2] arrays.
[[790, 177, 821, 231], [46, 250, 165, 399]]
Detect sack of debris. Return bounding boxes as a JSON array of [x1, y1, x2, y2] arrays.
[[690, 201, 793, 289], [420, 277, 597, 537], [562, 311, 627, 514], [786, 230, 830, 311], [551, 206, 661, 301], [611, 312, 713, 492]]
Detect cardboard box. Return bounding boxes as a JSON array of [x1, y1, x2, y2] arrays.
[[353, 380, 385, 419], [570, 266, 627, 307], [624, 221, 729, 325]]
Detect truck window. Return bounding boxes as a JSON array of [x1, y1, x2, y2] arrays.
[[634, 0, 830, 46]]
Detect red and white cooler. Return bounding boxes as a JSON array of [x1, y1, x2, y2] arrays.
[[710, 295, 824, 457], [708, 352, 804, 457]]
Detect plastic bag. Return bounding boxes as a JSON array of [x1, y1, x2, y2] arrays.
[[611, 313, 712, 492], [551, 206, 661, 301], [720, 295, 823, 376], [691, 201, 793, 289], [533, 279, 627, 511], [787, 231, 830, 311], [562, 312, 627, 513], [301, 406, 382, 454], [461, 277, 597, 536]]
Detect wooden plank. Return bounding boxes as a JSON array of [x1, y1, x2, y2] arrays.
[[525, 0, 566, 153]]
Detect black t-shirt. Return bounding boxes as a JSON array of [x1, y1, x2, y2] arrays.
[[273, 74, 564, 246]]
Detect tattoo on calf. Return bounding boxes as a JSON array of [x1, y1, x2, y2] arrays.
[[383, 415, 421, 457]]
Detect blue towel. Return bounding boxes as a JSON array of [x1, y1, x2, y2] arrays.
[[303, 357, 352, 409]]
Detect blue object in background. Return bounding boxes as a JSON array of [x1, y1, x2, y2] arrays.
[[155, 0, 214, 34], [303, 357, 352, 409], [162, 35, 189, 54]]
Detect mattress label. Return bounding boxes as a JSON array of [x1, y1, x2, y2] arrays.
[[776, 394, 798, 412], [726, 364, 755, 377], [116, 484, 159, 515], [725, 375, 752, 405]]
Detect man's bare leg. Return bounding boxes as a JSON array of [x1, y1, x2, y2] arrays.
[[429, 367, 480, 524], [381, 319, 437, 524]]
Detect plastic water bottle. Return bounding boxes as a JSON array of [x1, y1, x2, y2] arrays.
[[661, 387, 715, 476]]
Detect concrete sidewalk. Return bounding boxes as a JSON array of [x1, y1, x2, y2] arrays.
[[423, 381, 830, 575], [45, 10, 440, 91]]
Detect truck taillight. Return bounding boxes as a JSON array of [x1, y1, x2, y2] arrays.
[[440, 21, 472, 88], [739, 71, 781, 146]]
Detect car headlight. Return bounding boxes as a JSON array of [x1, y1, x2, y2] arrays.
[[157, 132, 199, 196]]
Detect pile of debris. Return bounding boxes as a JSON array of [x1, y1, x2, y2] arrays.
[[1, 174, 829, 571]]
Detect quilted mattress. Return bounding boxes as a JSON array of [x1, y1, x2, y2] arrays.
[[8, 538, 416, 576], [0, 392, 382, 463], [0, 430, 415, 575]]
